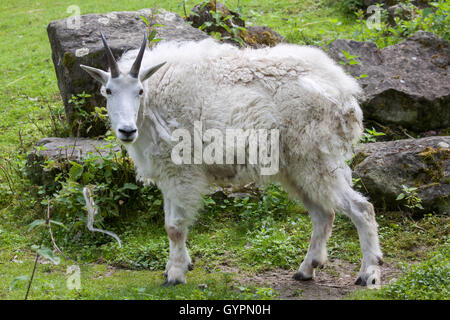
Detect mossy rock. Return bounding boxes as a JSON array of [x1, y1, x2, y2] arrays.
[[353, 136, 450, 214], [239, 26, 285, 48], [187, 1, 283, 48]]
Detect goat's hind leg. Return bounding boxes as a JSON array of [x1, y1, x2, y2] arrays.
[[338, 187, 383, 286], [293, 198, 335, 281]]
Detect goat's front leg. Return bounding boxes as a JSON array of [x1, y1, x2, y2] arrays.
[[163, 198, 193, 286]]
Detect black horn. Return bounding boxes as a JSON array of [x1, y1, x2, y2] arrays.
[[100, 31, 120, 78], [129, 33, 147, 78]]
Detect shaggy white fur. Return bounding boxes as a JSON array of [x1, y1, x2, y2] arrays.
[[85, 38, 383, 287]]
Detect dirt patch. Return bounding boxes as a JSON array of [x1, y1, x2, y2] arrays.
[[230, 259, 402, 300]]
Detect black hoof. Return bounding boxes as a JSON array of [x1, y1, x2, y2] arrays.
[[188, 263, 194, 271], [377, 257, 384, 266], [355, 276, 367, 286], [293, 271, 313, 281], [162, 279, 183, 287], [311, 259, 320, 268]]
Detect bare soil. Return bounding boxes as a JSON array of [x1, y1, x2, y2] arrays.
[[229, 259, 402, 300]]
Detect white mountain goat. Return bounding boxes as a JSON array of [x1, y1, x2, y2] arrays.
[[80, 32, 383, 286]]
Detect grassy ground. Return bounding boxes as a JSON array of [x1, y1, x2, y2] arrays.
[[0, 0, 448, 300]]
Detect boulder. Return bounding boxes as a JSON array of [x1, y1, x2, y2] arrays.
[[361, 0, 398, 9], [47, 9, 210, 137], [327, 32, 450, 133], [360, 0, 431, 10], [26, 137, 121, 186], [187, 0, 245, 35], [186, 1, 284, 48], [387, 3, 419, 25], [352, 136, 449, 214], [239, 26, 285, 49]]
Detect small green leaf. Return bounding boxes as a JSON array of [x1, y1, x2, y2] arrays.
[[27, 219, 45, 232], [149, 30, 157, 41], [422, 8, 433, 18], [341, 49, 350, 59], [38, 246, 60, 265], [69, 163, 83, 181], [139, 15, 149, 26], [122, 183, 138, 190], [396, 193, 405, 201], [10, 275, 29, 291], [50, 220, 67, 230]]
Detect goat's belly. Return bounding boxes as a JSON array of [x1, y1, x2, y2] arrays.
[[205, 164, 270, 186]]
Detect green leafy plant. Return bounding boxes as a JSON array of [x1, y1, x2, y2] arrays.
[[200, 11, 246, 45], [236, 285, 279, 300], [360, 127, 386, 143], [10, 202, 67, 299], [352, 177, 362, 190], [396, 184, 424, 211], [389, 1, 449, 40], [338, 49, 368, 79], [340, 0, 363, 14], [339, 49, 361, 66], [375, 244, 449, 300], [139, 10, 164, 48], [68, 92, 109, 136], [351, 0, 449, 48], [23, 134, 164, 253]]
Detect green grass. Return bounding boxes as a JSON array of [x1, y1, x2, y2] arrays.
[[1, 183, 448, 299], [1, 255, 270, 300], [349, 243, 450, 300], [0, 0, 449, 300]]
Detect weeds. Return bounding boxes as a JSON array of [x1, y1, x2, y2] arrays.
[[396, 185, 424, 211], [189, 1, 247, 46], [352, 0, 449, 47], [360, 127, 386, 143], [351, 243, 450, 300], [69, 92, 108, 137]]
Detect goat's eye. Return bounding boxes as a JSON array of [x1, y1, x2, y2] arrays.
[[106, 88, 112, 95], [139, 89, 144, 95]]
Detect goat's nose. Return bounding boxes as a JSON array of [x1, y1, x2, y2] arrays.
[[118, 126, 137, 137]]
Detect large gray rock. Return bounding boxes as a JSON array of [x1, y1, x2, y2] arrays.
[[327, 32, 450, 133], [361, 0, 431, 10], [26, 137, 121, 186], [186, 1, 284, 48], [47, 9, 210, 137], [352, 136, 449, 213]]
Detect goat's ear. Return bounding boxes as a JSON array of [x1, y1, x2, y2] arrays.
[[80, 65, 109, 85], [140, 62, 167, 82]]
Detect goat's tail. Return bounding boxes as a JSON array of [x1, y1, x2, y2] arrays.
[[336, 96, 364, 161]]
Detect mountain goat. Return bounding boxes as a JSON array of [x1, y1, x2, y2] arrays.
[[80, 32, 383, 286]]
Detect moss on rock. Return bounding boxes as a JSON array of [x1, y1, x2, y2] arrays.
[[62, 51, 75, 69]]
